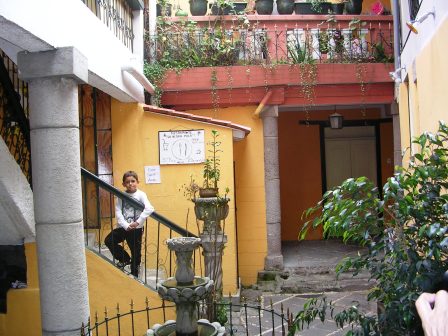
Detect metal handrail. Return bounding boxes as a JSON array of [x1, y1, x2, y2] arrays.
[[81, 167, 196, 238], [0, 50, 31, 184]]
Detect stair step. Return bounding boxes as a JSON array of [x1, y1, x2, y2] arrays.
[[256, 269, 372, 293]]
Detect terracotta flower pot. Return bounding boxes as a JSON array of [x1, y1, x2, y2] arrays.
[[199, 187, 219, 198], [189, 0, 208, 15], [255, 0, 274, 14], [277, 0, 294, 14], [345, 0, 363, 14]]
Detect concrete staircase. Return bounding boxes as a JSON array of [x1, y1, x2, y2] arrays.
[[85, 244, 166, 290]]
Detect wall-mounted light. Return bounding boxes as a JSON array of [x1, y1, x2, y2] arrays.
[[389, 66, 405, 83], [329, 112, 343, 129], [406, 8, 435, 34]]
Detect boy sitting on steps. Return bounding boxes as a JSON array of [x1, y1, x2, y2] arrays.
[[105, 171, 154, 277]]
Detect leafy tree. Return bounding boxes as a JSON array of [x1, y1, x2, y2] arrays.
[[290, 122, 448, 335]]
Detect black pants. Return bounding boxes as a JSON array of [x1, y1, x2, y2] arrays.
[[105, 227, 143, 277]]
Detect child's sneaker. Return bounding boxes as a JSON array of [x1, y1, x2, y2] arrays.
[[116, 261, 130, 269], [11, 280, 27, 289]]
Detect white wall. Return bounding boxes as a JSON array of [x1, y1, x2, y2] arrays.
[[0, 0, 145, 102], [400, 0, 448, 76], [0, 139, 35, 245]]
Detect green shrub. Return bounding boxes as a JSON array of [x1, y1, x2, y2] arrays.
[[290, 121, 448, 335]]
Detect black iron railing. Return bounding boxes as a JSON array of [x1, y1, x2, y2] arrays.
[[81, 0, 136, 51], [409, 0, 422, 20], [81, 298, 291, 335], [81, 167, 200, 289], [0, 50, 31, 184]]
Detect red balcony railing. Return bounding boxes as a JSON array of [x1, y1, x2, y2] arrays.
[[145, 15, 394, 67]]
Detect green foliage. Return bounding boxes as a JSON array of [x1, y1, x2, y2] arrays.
[[215, 301, 229, 325], [203, 130, 222, 189], [143, 61, 166, 106], [287, 39, 314, 64], [180, 174, 199, 200], [293, 121, 448, 335], [150, 19, 243, 70], [372, 43, 394, 63], [307, 0, 325, 13]]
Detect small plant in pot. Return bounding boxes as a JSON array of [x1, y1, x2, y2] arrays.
[[294, 0, 330, 15], [328, 0, 345, 14], [156, 0, 172, 16], [200, 130, 222, 198], [210, 0, 235, 15]]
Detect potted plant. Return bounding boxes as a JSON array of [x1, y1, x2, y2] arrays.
[[328, 0, 345, 14], [255, 0, 274, 14], [156, 0, 172, 16], [210, 0, 235, 15], [277, 0, 295, 14], [187, 130, 230, 235], [294, 0, 331, 14], [345, 0, 362, 14], [199, 129, 222, 197], [189, 0, 208, 15], [232, 0, 248, 14]]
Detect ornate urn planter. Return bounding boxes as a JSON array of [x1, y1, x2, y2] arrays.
[[193, 197, 229, 234]]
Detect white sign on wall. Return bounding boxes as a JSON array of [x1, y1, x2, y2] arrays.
[[159, 130, 205, 165], [144, 165, 161, 184]]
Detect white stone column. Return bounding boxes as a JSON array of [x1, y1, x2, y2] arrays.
[[18, 47, 89, 336], [261, 106, 283, 270]]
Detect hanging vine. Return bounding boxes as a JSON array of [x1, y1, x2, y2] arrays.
[[211, 68, 219, 116], [355, 62, 368, 119], [299, 62, 318, 124]]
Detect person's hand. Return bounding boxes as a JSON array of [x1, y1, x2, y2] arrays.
[[126, 222, 139, 231], [416, 290, 448, 336]]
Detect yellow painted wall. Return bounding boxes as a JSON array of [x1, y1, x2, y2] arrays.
[[398, 17, 448, 165], [279, 108, 394, 241], [189, 106, 268, 286], [85, 250, 172, 335], [1, 243, 41, 336], [1, 243, 169, 336], [111, 101, 239, 291]]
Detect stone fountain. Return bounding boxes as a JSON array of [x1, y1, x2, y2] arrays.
[[146, 237, 225, 336]]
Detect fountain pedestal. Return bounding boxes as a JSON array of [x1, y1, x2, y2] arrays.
[[148, 237, 225, 336], [193, 197, 230, 294], [200, 234, 227, 293]]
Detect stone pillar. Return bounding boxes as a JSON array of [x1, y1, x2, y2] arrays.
[[390, 101, 402, 167], [18, 48, 89, 336], [261, 106, 284, 270]]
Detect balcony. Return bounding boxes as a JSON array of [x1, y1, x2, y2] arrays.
[[81, 0, 144, 51], [145, 13, 394, 109]]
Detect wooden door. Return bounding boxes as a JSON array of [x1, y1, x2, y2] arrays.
[[325, 126, 377, 190]]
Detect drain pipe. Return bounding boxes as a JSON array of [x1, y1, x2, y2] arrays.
[[122, 64, 155, 94], [391, 0, 403, 167], [391, 0, 401, 75], [253, 90, 273, 118]]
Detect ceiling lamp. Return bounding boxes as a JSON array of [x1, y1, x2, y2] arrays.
[[329, 113, 343, 129]]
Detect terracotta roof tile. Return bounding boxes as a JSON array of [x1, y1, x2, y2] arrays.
[[143, 105, 251, 136]]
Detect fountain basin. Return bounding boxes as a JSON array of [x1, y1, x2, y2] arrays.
[[166, 237, 201, 251], [162, 276, 208, 289], [147, 319, 225, 336], [158, 277, 214, 303]]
